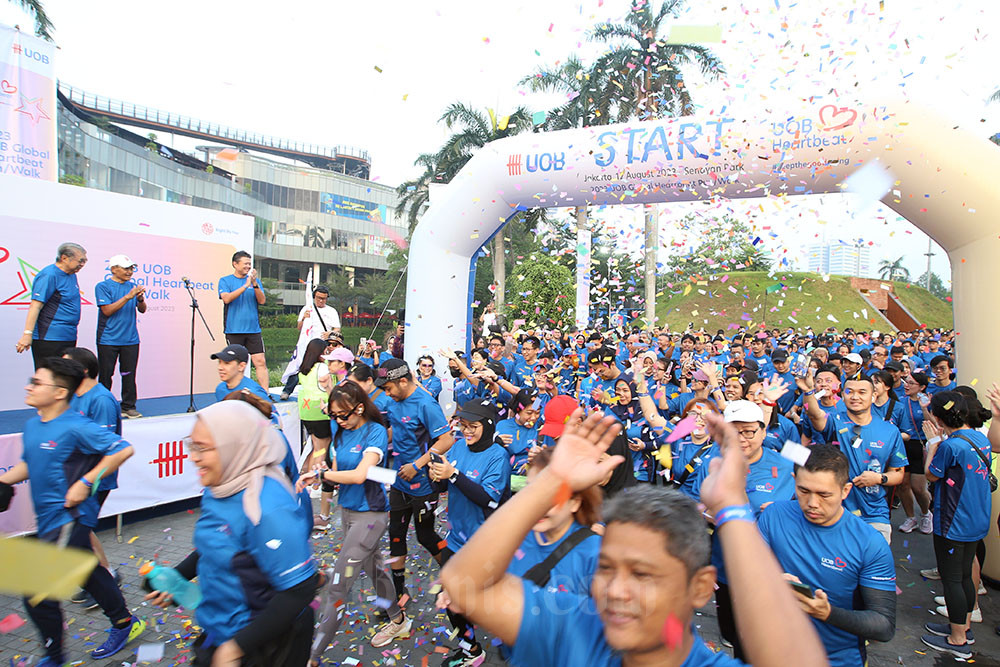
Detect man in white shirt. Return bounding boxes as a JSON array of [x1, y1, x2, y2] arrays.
[[280, 285, 342, 399]]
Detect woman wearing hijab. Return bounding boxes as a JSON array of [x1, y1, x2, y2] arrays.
[[608, 377, 656, 482], [145, 401, 317, 666]]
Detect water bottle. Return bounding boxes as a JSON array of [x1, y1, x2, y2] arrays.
[[139, 561, 202, 609], [865, 460, 882, 495], [918, 392, 930, 408]]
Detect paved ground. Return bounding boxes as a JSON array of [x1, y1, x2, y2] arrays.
[[2, 497, 1000, 666]]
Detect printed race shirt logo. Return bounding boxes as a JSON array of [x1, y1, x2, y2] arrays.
[[821, 556, 847, 571], [39, 439, 57, 450]]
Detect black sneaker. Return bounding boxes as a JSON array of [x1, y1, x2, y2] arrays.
[[440, 644, 485, 667], [921, 633, 972, 659], [925, 621, 974, 644], [79, 590, 99, 610]]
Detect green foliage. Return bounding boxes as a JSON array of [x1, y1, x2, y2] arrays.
[[256, 277, 283, 320], [878, 257, 910, 282], [10, 0, 54, 40], [663, 215, 772, 281], [503, 255, 574, 328], [915, 271, 952, 301], [59, 174, 85, 187]]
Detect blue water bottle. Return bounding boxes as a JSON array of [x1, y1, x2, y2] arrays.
[[139, 561, 202, 609]]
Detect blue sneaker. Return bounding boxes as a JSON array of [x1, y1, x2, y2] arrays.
[[924, 621, 974, 644], [90, 615, 145, 659], [36, 658, 67, 667], [921, 633, 973, 659]]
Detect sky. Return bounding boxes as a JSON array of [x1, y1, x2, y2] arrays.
[[3, 0, 999, 284]]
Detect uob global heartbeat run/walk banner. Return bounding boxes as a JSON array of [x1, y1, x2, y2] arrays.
[[0, 23, 56, 181]]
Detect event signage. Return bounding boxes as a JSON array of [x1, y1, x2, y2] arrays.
[[320, 192, 388, 223], [0, 23, 56, 181]]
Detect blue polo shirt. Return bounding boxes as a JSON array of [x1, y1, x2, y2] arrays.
[[757, 501, 895, 667], [218, 274, 263, 334], [69, 383, 122, 491], [194, 477, 315, 646], [386, 387, 450, 497], [510, 580, 745, 666], [749, 353, 772, 377], [928, 429, 992, 542], [443, 437, 510, 551], [819, 412, 907, 524], [511, 355, 536, 389], [94, 279, 140, 345], [22, 410, 129, 535], [31, 263, 80, 341], [333, 420, 390, 513], [495, 417, 538, 475]]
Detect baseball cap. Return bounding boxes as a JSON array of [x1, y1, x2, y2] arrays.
[[211, 344, 249, 364], [884, 360, 905, 371], [587, 347, 616, 365], [844, 353, 863, 365], [587, 332, 603, 342], [375, 358, 410, 387], [454, 398, 498, 424], [724, 400, 765, 425], [322, 347, 355, 364], [325, 330, 345, 345], [108, 254, 136, 269], [770, 349, 789, 362], [742, 358, 760, 372], [538, 395, 579, 439]]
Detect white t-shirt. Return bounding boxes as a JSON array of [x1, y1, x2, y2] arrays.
[[298, 303, 341, 340]]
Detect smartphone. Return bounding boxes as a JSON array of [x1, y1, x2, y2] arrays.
[[789, 581, 815, 598], [429, 451, 444, 465], [360, 337, 368, 349]]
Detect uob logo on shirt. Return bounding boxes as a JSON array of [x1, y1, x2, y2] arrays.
[[40, 440, 57, 450], [821, 556, 847, 571]]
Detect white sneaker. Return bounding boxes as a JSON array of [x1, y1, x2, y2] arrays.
[[899, 516, 919, 533], [919, 513, 933, 534], [935, 604, 981, 623], [371, 615, 412, 647], [921, 567, 941, 580], [979, 582, 987, 596]]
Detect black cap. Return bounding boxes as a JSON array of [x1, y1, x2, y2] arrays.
[[884, 360, 905, 371], [211, 344, 249, 364], [485, 360, 507, 380], [375, 358, 410, 387], [742, 357, 760, 372], [771, 349, 789, 362], [587, 346, 616, 365], [455, 398, 498, 424], [587, 332, 603, 342]]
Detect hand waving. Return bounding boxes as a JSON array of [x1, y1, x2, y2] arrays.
[[697, 412, 750, 514]]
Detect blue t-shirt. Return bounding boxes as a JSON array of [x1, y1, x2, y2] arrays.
[[769, 370, 797, 413], [369, 388, 393, 422], [820, 413, 907, 524], [927, 380, 956, 396], [218, 274, 263, 334], [418, 374, 443, 401], [215, 377, 273, 405], [511, 355, 536, 389], [749, 353, 772, 377], [691, 446, 795, 583], [507, 522, 600, 595], [511, 579, 745, 667], [495, 417, 538, 475], [22, 410, 129, 534], [333, 421, 390, 513], [870, 397, 903, 427], [386, 387, 450, 497], [763, 414, 800, 451], [31, 263, 81, 341], [801, 399, 846, 445], [444, 437, 510, 551], [194, 477, 315, 645], [69, 383, 122, 490], [455, 378, 489, 405], [94, 278, 140, 345], [928, 429, 992, 542], [757, 501, 896, 667], [670, 436, 719, 500], [897, 397, 924, 441]]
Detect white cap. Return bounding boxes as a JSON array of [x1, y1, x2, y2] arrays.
[[844, 353, 863, 364], [108, 254, 136, 269], [724, 400, 765, 425]]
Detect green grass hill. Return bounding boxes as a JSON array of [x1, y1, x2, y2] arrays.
[[654, 271, 953, 332]]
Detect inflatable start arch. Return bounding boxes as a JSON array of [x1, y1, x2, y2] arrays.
[[403, 99, 1000, 572]]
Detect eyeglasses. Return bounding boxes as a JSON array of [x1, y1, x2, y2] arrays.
[[330, 406, 359, 422], [27, 377, 66, 389], [418, 363, 433, 368], [736, 427, 761, 440], [488, 343, 503, 348], [183, 437, 215, 454]]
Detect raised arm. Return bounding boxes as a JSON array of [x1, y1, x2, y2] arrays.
[[795, 374, 827, 432], [632, 365, 668, 430], [987, 384, 1000, 453]]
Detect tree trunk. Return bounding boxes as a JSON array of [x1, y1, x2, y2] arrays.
[[492, 234, 506, 309], [644, 205, 657, 326], [574, 205, 591, 329]]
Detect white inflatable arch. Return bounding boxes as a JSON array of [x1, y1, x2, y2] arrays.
[[404, 99, 1000, 572]]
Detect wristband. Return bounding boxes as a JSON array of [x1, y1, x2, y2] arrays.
[[804, 389, 816, 396], [926, 435, 942, 446], [79, 477, 92, 489], [762, 400, 777, 407], [713, 504, 754, 529], [23, 330, 31, 334], [637, 392, 649, 397]]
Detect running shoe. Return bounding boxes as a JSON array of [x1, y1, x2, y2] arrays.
[[919, 512, 933, 534], [898, 516, 919, 533], [920, 634, 972, 659], [440, 645, 486, 667], [925, 621, 974, 644], [935, 605, 982, 623], [370, 615, 412, 648], [123, 409, 143, 419], [920, 567, 941, 580], [90, 616, 145, 658], [36, 657, 68, 667]]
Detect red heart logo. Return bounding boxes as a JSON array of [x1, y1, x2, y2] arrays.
[[818, 105, 857, 131], [0, 80, 15, 94]]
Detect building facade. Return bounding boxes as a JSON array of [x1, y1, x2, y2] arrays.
[[806, 241, 873, 278], [56, 88, 404, 313]]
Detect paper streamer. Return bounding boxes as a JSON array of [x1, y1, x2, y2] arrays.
[[366, 466, 398, 485]]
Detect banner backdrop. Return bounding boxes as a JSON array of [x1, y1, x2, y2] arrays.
[[0, 24, 56, 181], [0, 404, 301, 536], [0, 176, 254, 411]]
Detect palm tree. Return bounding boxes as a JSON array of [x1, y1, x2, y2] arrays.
[[989, 88, 1000, 104], [589, 0, 726, 325], [878, 257, 910, 282], [395, 152, 443, 234], [8, 0, 54, 40], [520, 56, 611, 327]]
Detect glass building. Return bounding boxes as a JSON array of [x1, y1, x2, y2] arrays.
[[55, 84, 404, 312]]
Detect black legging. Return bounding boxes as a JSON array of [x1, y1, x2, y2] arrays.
[[714, 582, 746, 661], [934, 534, 978, 625], [387, 488, 443, 559], [439, 548, 478, 651]]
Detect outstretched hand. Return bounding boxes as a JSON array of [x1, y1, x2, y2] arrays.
[[697, 412, 750, 514], [987, 383, 1000, 421], [761, 376, 790, 403], [548, 408, 624, 492]]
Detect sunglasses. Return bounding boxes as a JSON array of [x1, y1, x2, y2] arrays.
[[331, 406, 360, 422]]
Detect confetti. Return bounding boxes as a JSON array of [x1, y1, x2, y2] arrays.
[[661, 613, 683, 649]]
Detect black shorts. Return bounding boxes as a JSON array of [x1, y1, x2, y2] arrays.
[[905, 439, 927, 474], [302, 419, 332, 440], [388, 487, 440, 514], [225, 333, 265, 356], [96, 489, 111, 508]]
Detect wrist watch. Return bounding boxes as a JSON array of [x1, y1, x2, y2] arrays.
[[448, 470, 460, 483], [880, 474, 888, 485]]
